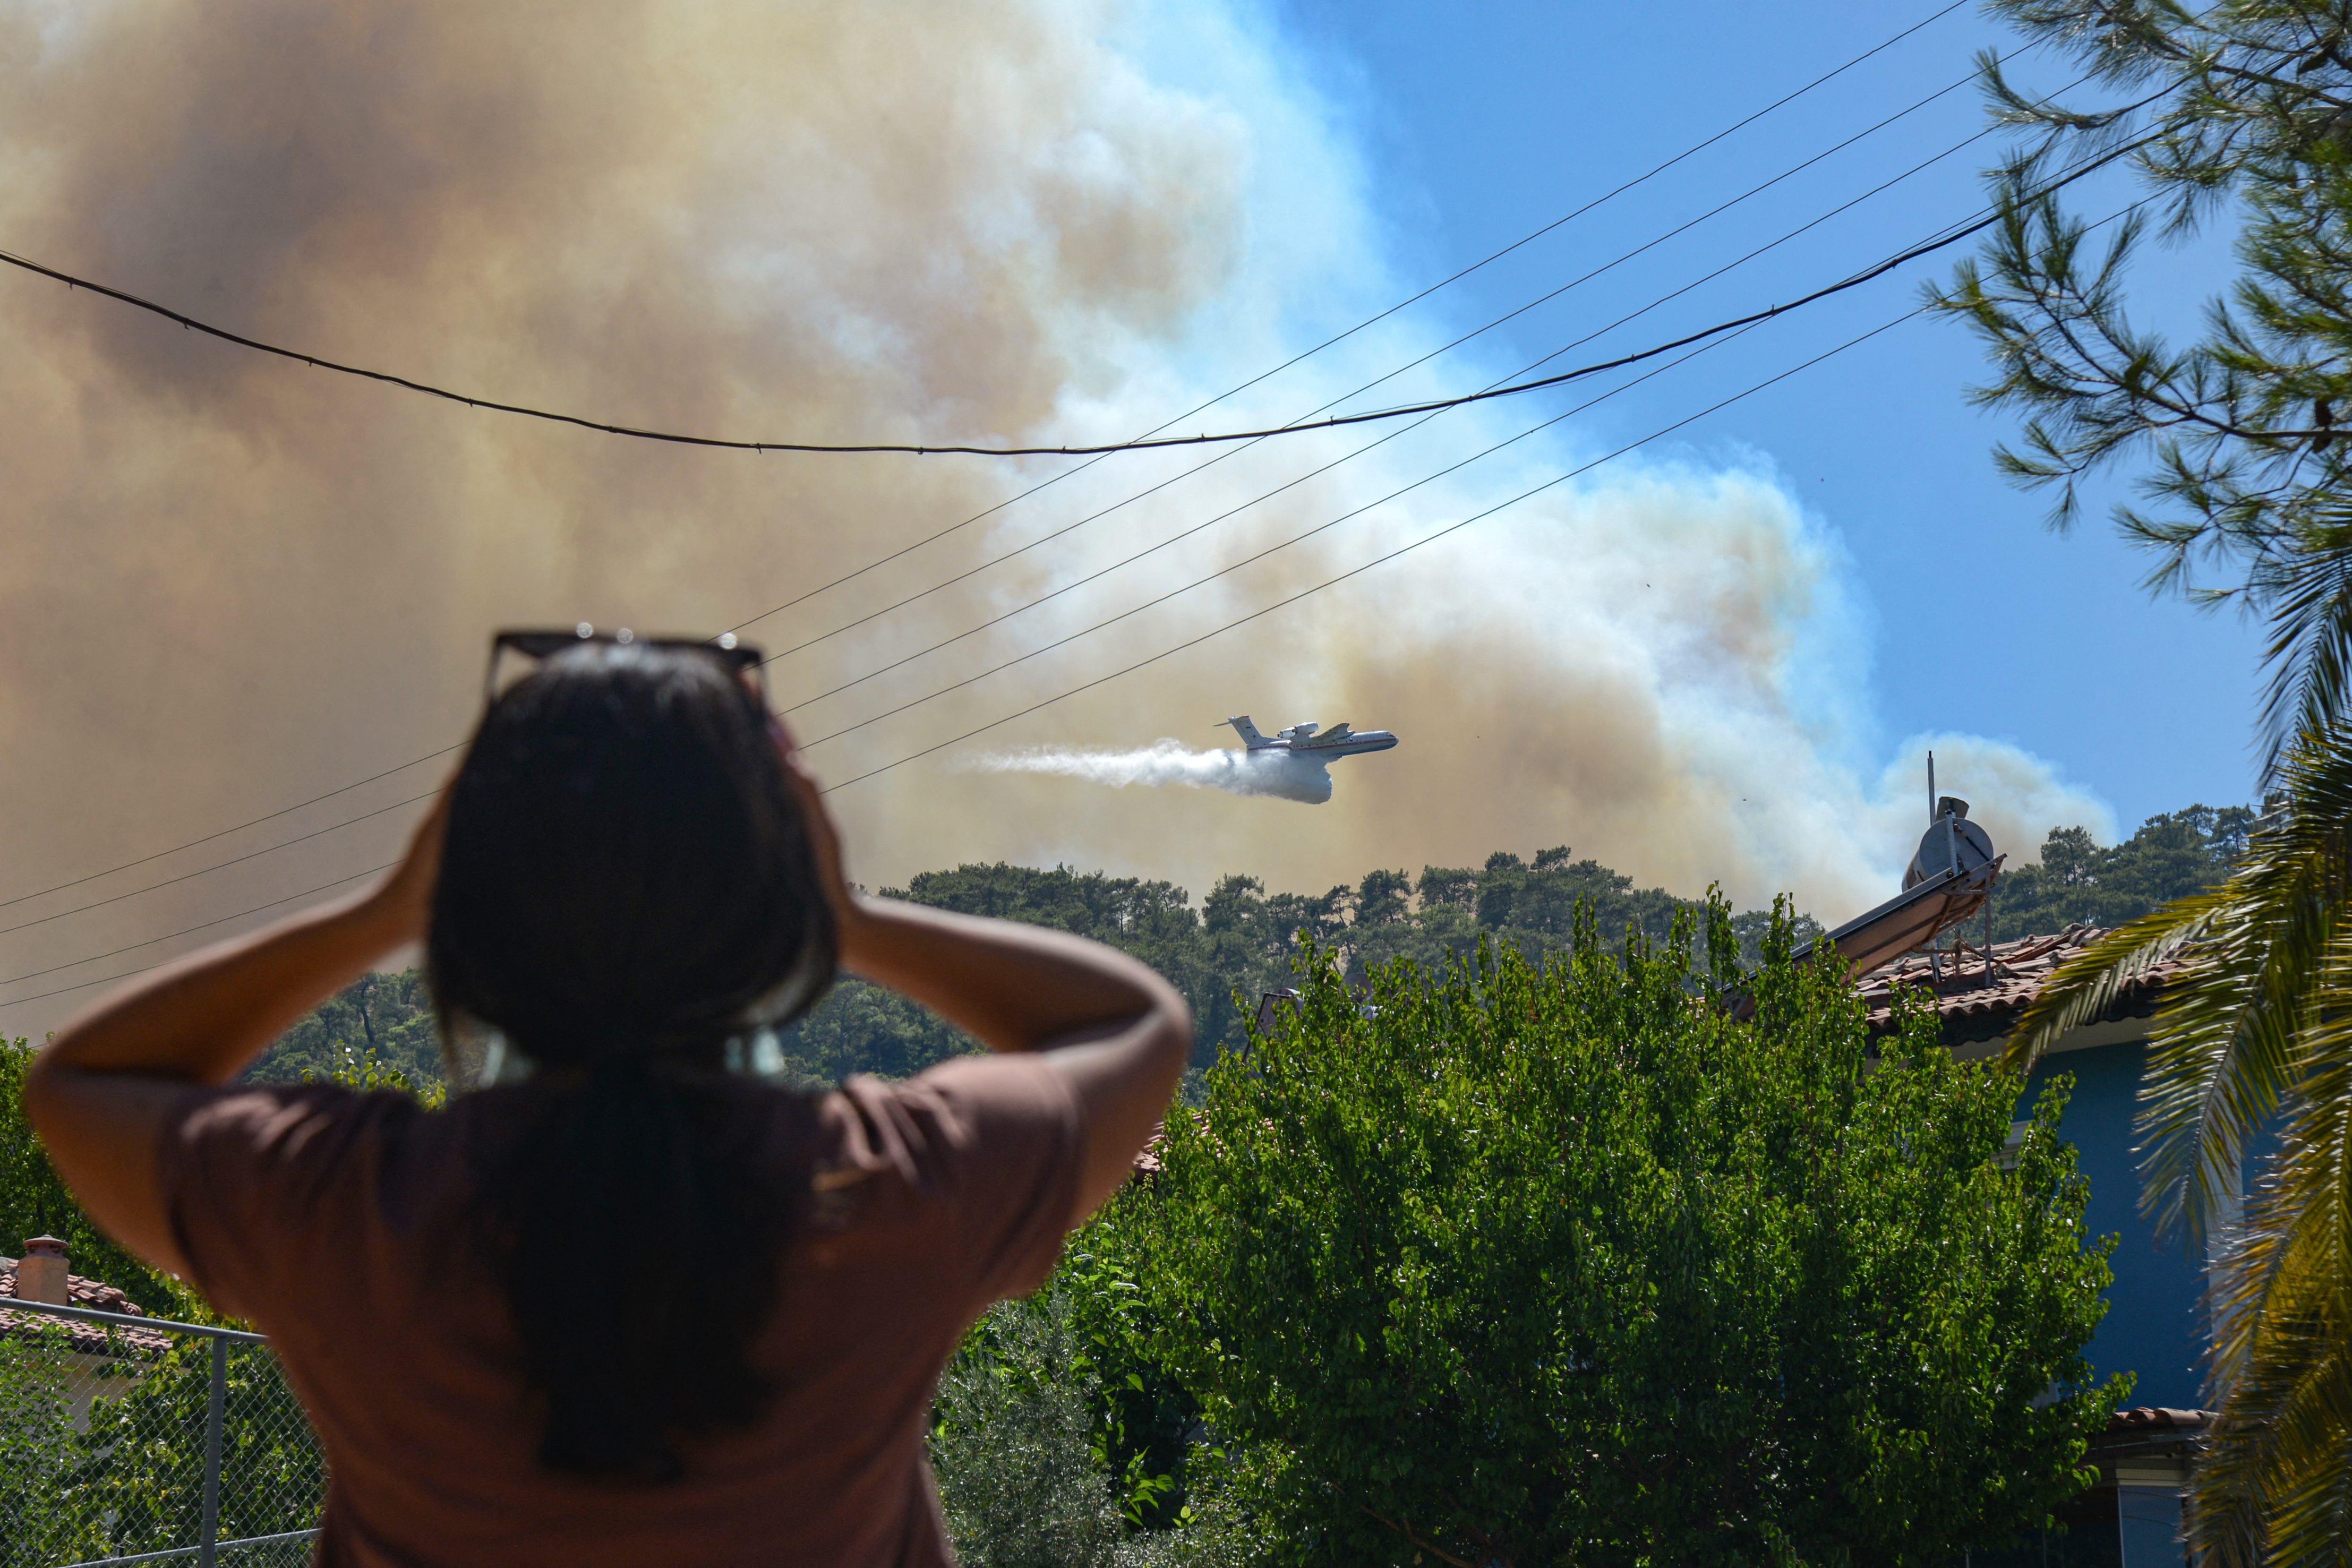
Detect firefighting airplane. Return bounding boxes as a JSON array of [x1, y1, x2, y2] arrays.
[[1220, 716, 1400, 759]]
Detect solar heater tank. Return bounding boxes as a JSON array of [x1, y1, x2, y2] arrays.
[[1903, 796, 1996, 890]]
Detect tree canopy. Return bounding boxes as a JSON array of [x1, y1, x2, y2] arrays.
[[191, 806, 2252, 1107], [1127, 907, 2125, 1568], [1989, 802, 2257, 938]]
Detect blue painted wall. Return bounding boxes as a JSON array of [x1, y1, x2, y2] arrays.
[[2022, 1039, 2207, 1409]]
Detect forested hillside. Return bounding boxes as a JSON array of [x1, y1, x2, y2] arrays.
[[1987, 805, 2255, 941], [240, 803, 2252, 1087]]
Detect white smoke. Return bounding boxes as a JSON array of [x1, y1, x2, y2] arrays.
[[970, 739, 1339, 804]]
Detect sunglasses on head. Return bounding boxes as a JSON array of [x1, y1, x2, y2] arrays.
[[484, 625, 769, 705]]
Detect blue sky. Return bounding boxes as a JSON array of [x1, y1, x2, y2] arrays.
[[1261, 0, 2265, 830]]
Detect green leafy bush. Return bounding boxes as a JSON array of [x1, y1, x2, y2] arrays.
[[1132, 903, 2126, 1567], [932, 1261, 1259, 1568]]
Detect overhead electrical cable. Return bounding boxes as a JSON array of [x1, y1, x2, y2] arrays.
[[710, 0, 1977, 640], [755, 77, 2086, 705], [0, 749, 459, 915], [0, 2, 1971, 466], [0, 130, 2145, 945], [810, 312, 1929, 795], [0, 320, 1843, 1004], [0, 862, 394, 991], [2, 191, 2161, 1003], [790, 324, 1763, 749], [0, 789, 433, 940], [0, 1, 1985, 917], [0, 166, 2054, 461], [806, 190, 2165, 796]]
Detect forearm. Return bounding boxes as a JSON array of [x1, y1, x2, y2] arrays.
[[29, 886, 412, 1089], [837, 895, 1178, 1052]]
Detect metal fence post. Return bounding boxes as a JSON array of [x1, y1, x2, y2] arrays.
[[197, 1338, 226, 1568]]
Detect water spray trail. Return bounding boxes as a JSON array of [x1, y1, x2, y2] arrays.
[[968, 740, 1336, 805]]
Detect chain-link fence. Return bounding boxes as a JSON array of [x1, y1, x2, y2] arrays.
[[0, 1296, 322, 1567]]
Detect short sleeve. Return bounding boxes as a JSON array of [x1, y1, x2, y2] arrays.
[[157, 1083, 413, 1325], [834, 1053, 1083, 1305]]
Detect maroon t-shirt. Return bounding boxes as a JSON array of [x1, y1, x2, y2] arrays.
[[160, 1053, 1082, 1567]]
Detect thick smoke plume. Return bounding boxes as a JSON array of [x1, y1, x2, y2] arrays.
[[971, 741, 1339, 804], [0, 0, 2114, 1035]]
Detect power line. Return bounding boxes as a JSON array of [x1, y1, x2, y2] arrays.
[[759, 78, 2066, 713], [807, 190, 2166, 797], [0, 748, 457, 914], [0, 789, 432, 940], [0, 862, 392, 992], [0, 193, 2160, 1008], [0, 132, 2145, 950], [792, 324, 1759, 748], [0, 3, 1970, 465], [812, 311, 1930, 794], [0, 317, 1856, 1005], [750, 54, 2032, 686], [0, 185, 2035, 462], [0, 3, 1978, 917]]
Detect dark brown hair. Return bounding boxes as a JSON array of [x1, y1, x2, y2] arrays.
[[427, 642, 837, 1480]]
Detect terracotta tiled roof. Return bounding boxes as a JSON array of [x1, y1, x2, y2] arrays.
[[0, 1258, 176, 1356], [1854, 925, 2201, 1046]]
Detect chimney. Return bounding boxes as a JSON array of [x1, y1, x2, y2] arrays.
[[16, 1236, 68, 1305]]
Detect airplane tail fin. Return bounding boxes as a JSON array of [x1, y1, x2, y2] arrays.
[[1222, 715, 1265, 747]]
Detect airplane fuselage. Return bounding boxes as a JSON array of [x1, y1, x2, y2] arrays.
[[1221, 715, 1399, 759]]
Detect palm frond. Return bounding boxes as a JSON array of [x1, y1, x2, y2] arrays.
[[2013, 727, 2352, 1253]]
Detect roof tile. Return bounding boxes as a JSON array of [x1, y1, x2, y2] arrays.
[[1854, 925, 2197, 1040]]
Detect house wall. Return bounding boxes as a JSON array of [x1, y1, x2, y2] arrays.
[[2021, 1036, 2206, 1409]]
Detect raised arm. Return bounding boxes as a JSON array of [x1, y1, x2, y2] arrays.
[[781, 749, 1190, 1226], [838, 898, 1191, 1222], [20, 796, 445, 1276]]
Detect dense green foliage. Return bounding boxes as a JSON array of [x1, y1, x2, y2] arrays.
[[785, 852, 1820, 1082], [0, 1042, 174, 1312], [0, 1325, 77, 1560], [1990, 803, 2258, 940], [1127, 906, 2125, 1567], [0, 1323, 322, 1568], [213, 807, 2252, 1099], [929, 1271, 1254, 1568], [240, 969, 439, 1086]]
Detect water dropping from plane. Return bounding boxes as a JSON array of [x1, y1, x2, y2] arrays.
[[965, 714, 1399, 805]]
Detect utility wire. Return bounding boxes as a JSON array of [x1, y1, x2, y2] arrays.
[[712, 0, 1977, 640], [0, 1, 1981, 916], [0, 2, 1970, 465], [0, 168, 2039, 461], [0, 863, 392, 992], [0, 133, 2143, 944], [0, 749, 458, 914], [0, 193, 2161, 1003], [0, 789, 432, 940], [812, 311, 1929, 794], [808, 190, 2165, 796], [792, 323, 1762, 749], [759, 74, 2070, 710], [0, 319, 1856, 1003]]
